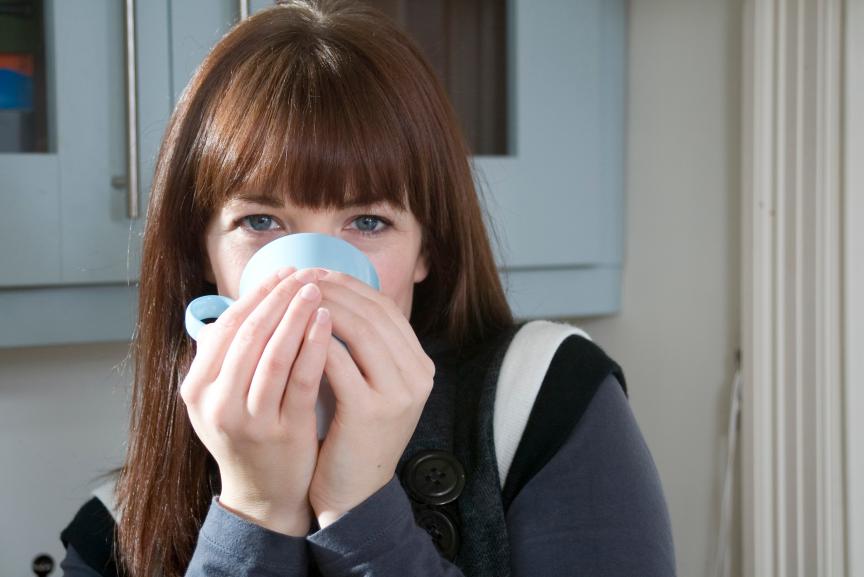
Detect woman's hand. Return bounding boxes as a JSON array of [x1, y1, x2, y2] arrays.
[[179, 267, 332, 536], [308, 270, 436, 528]]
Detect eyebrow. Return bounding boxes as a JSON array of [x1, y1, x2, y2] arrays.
[[229, 192, 285, 208], [228, 193, 403, 212]]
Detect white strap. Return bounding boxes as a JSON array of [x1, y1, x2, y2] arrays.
[[92, 476, 121, 523], [493, 320, 592, 488]]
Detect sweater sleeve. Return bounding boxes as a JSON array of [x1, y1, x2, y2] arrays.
[[184, 478, 465, 577], [306, 476, 465, 576], [506, 374, 677, 577], [60, 545, 105, 577], [184, 497, 310, 577]]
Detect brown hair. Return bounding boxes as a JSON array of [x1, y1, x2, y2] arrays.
[[116, 1, 513, 575]]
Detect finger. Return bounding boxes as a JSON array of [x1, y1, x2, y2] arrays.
[[182, 267, 295, 399], [245, 281, 323, 417], [319, 281, 430, 378], [324, 333, 368, 405], [216, 275, 312, 405], [279, 307, 332, 424], [316, 270, 430, 367], [318, 297, 406, 394]]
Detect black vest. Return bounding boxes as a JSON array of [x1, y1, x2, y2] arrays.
[[398, 323, 626, 577], [62, 322, 625, 577]]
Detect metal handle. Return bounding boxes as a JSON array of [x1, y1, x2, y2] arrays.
[[239, 0, 250, 20], [123, 0, 139, 219]]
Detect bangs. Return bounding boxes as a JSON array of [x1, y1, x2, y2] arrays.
[[191, 36, 414, 213]]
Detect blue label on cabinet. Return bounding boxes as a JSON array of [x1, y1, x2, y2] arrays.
[[0, 67, 34, 110]]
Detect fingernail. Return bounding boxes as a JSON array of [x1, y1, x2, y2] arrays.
[[299, 283, 319, 300], [294, 268, 317, 283], [315, 307, 330, 324], [277, 267, 295, 279]]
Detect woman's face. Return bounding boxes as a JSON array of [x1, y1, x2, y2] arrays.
[[203, 194, 429, 319]]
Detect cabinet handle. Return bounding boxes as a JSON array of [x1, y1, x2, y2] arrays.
[[123, 0, 139, 220], [239, 0, 250, 20]]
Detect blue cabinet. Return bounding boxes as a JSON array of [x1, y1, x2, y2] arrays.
[[0, 1, 170, 286], [476, 0, 625, 318], [0, 0, 625, 347], [0, 0, 171, 346]]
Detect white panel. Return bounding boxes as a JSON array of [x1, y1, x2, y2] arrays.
[[845, 0, 864, 573], [741, 0, 847, 574]]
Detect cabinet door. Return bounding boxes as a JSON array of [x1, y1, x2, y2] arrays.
[[56, 0, 171, 284], [0, 154, 60, 286], [0, 0, 171, 288], [0, 0, 60, 286], [169, 1, 235, 102], [0, 0, 171, 347], [475, 0, 626, 318], [169, 0, 272, 99]]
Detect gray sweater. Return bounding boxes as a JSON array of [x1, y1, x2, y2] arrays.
[[60, 376, 676, 576]]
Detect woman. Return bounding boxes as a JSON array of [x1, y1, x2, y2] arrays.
[[60, 1, 675, 575]]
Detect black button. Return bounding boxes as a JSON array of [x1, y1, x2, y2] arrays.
[[32, 554, 55, 577], [416, 509, 460, 561], [402, 450, 466, 506]]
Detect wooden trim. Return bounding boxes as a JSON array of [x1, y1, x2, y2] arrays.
[[740, 0, 847, 575]]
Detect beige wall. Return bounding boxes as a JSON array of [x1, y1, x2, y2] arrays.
[[574, 1, 742, 576], [0, 342, 131, 574]]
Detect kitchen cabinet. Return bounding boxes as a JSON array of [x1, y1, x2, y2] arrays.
[[0, 1, 171, 284], [0, 0, 171, 346], [475, 0, 626, 318], [0, 0, 625, 347]]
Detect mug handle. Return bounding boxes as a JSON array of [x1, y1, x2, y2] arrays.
[[185, 295, 235, 341]]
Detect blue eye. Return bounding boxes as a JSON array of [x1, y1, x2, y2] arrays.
[[241, 215, 278, 232], [353, 215, 390, 236]]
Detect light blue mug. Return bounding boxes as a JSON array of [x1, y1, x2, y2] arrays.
[[184, 233, 381, 438]]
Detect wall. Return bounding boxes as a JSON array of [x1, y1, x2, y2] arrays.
[[0, 344, 131, 575], [574, 1, 742, 576]]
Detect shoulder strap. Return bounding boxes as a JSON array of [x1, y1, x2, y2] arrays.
[[60, 476, 124, 577], [60, 501, 122, 577], [92, 477, 121, 523], [492, 320, 592, 487], [493, 321, 626, 511]]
